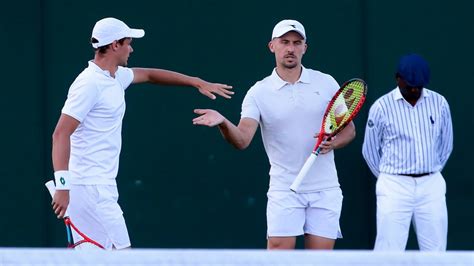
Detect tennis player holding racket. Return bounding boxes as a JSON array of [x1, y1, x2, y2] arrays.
[[51, 17, 233, 250], [193, 19, 356, 249]]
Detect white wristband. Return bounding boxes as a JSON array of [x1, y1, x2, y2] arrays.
[[54, 170, 71, 190]]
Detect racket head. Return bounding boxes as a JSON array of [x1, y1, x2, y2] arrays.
[[65, 217, 105, 249], [321, 78, 367, 137]]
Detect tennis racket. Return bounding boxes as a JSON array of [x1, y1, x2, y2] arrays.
[[45, 180, 104, 249], [290, 78, 367, 192]]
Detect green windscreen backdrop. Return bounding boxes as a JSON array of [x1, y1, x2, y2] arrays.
[[0, 0, 472, 250]]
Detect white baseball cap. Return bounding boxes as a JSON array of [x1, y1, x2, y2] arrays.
[[91, 17, 145, 48], [271, 19, 306, 40]]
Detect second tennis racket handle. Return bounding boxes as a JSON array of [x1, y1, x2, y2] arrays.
[[290, 153, 317, 192]]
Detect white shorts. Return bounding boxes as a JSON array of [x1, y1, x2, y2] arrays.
[[266, 188, 343, 239], [68, 184, 131, 250]]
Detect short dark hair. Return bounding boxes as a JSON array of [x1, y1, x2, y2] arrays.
[[90, 37, 128, 54]]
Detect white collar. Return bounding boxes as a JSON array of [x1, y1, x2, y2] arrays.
[[270, 65, 311, 90], [393, 86, 430, 101], [88, 60, 114, 77]]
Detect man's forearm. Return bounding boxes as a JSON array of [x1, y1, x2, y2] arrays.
[[145, 68, 200, 87], [218, 119, 249, 150], [333, 123, 356, 149]]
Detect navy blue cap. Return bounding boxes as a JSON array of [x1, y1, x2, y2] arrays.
[[396, 54, 430, 87]]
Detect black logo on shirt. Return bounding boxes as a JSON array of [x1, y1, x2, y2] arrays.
[[368, 119, 374, 128]]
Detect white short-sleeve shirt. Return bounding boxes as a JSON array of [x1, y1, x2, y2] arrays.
[[61, 61, 134, 185], [241, 67, 340, 192]]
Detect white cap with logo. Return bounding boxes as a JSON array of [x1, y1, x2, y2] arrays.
[[271, 19, 306, 40], [91, 17, 145, 48]]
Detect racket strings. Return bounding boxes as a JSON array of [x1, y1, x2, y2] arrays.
[[324, 80, 366, 133]]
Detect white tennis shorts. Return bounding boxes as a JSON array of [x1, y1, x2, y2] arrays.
[[68, 184, 131, 250], [266, 188, 343, 239]]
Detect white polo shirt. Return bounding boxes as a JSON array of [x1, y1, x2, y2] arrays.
[[241, 67, 340, 192], [61, 61, 134, 185]]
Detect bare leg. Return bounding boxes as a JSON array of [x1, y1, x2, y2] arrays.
[[304, 234, 335, 249], [267, 236, 297, 249]]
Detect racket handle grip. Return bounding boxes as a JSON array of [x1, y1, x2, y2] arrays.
[[45, 180, 69, 217], [290, 153, 317, 193]]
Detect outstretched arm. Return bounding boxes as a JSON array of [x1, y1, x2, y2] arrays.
[[131, 68, 233, 100], [193, 109, 258, 150]]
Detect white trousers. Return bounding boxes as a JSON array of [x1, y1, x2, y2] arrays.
[[375, 172, 447, 251]]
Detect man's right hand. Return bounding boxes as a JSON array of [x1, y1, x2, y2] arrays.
[[52, 190, 70, 219], [192, 109, 225, 127]]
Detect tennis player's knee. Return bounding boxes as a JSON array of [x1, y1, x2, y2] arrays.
[[267, 237, 296, 249]]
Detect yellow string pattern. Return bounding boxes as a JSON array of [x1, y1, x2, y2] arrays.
[[324, 79, 367, 133]]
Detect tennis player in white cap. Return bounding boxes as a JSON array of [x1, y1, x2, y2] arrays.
[[193, 19, 355, 250], [50, 17, 233, 249]]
